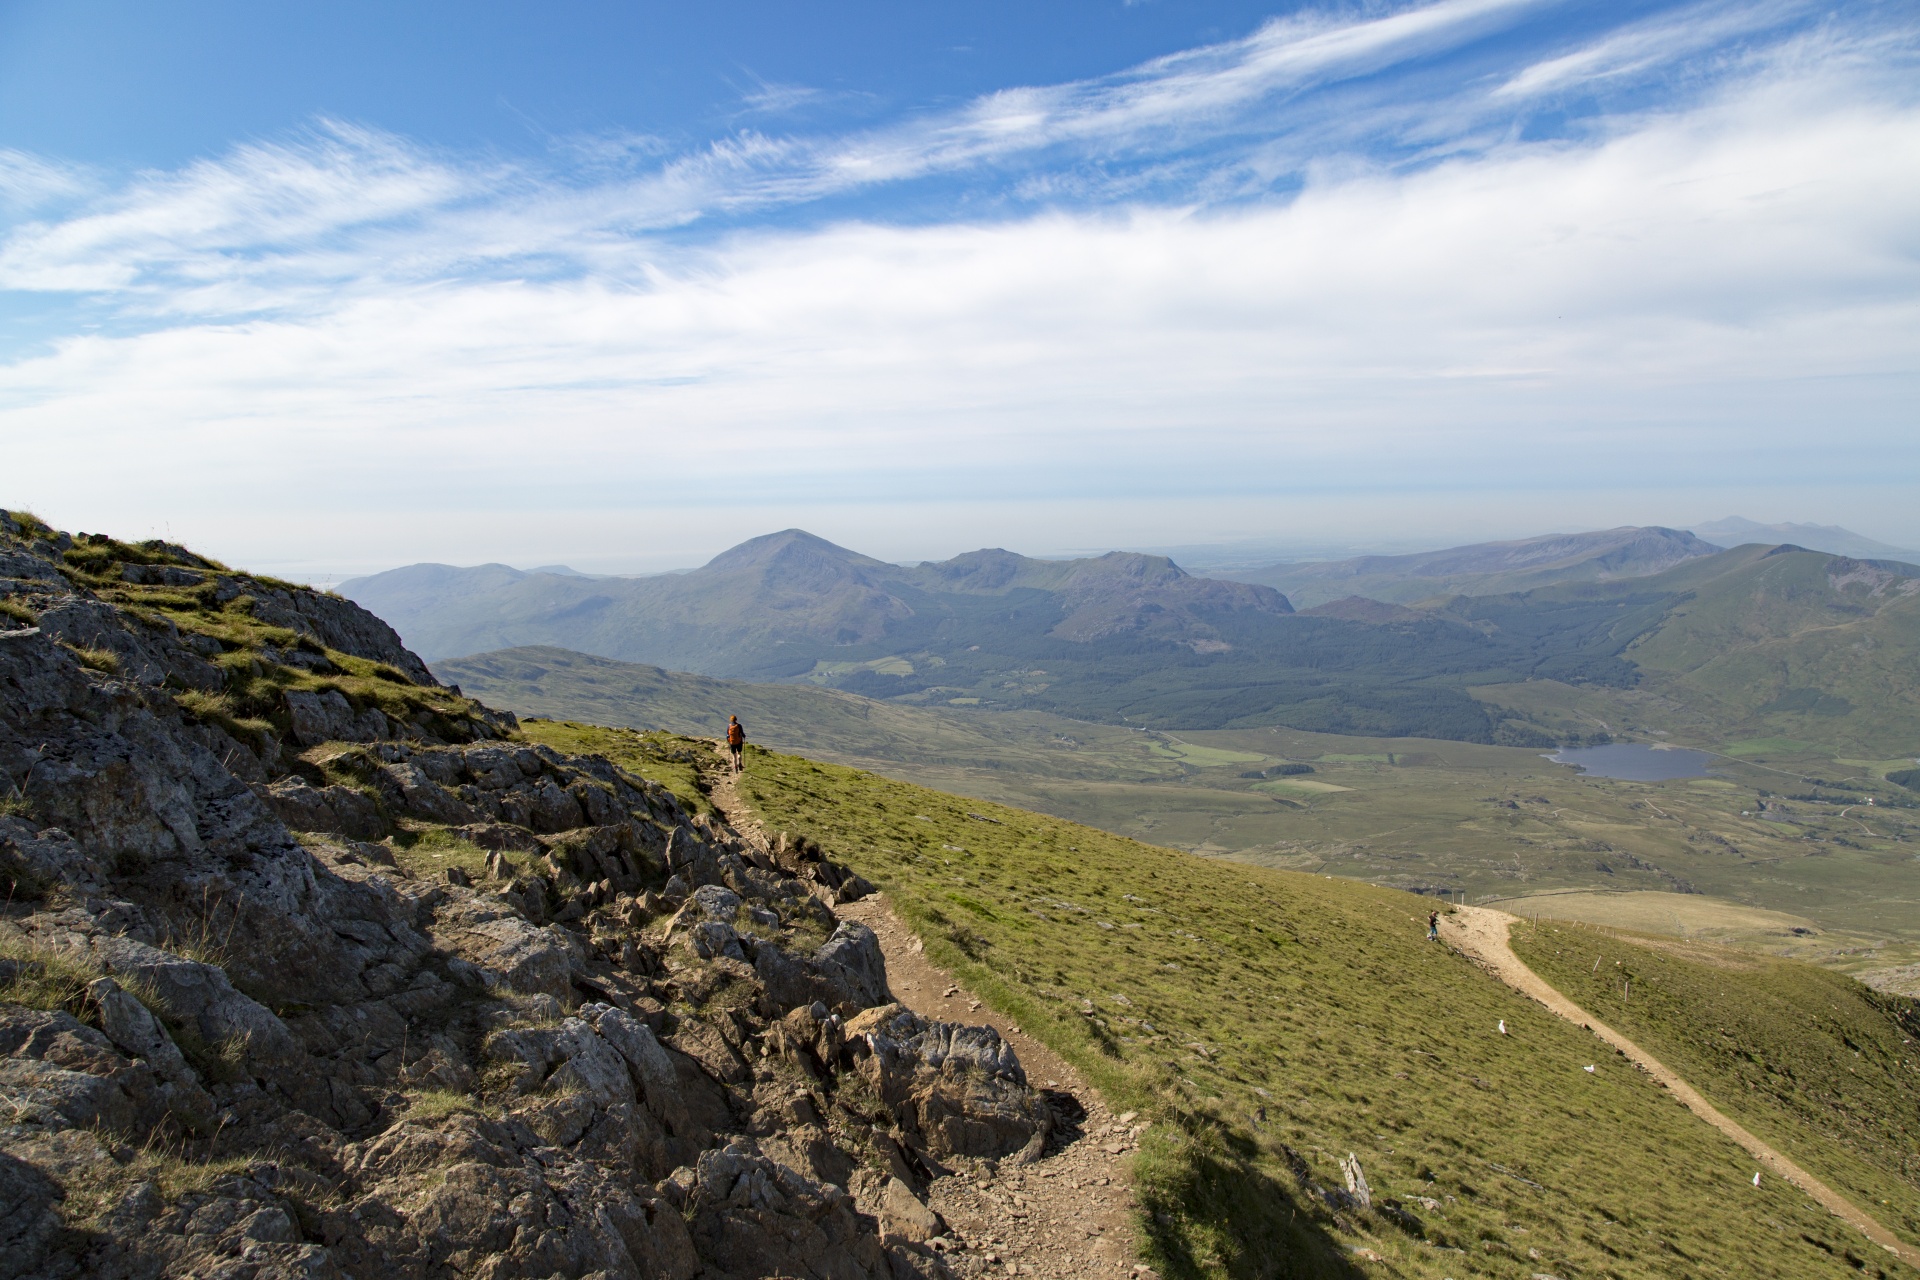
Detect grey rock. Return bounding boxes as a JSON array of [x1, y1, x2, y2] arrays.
[[282, 688, 388, 748], [240, 586, 439, 686], [67, 933, 301, 1069], [881, 1176, 946, 1242], [0, 818, 108, 895], [690, 883, 742, 919], [547, 1018, 637, 1107], [88, 976, 216, 1127], [257, 778, 387, 840], [690, 920, 747, 962], [815, 921, 891, 1011], [0, 550, 64, 584], [34, 598, 224, 692], [0, 1149, 59, 1267]]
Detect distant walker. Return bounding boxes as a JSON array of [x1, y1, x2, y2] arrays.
[[726, 714, 746, 774]]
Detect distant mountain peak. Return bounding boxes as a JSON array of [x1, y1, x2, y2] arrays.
[[704, 528, 889, 574]]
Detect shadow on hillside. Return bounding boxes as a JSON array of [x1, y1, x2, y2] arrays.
[[1144, 1131, 1368, 1280]]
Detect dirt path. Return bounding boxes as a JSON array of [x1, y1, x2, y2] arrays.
[[1443, 906, 1918, 1267], [708, 755, 1147, 1278]]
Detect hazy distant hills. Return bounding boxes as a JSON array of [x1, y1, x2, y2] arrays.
[[1689, 517, 1920, 561], [1223, 525, 1721, 608], [343, 528, 1290, 672], [353, 528, 1920, 752]]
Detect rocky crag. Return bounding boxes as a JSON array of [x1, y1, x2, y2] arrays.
[[0, 511, 1062, 1280]]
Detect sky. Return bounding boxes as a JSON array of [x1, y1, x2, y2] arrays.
[[1, 0, 1916, 578]]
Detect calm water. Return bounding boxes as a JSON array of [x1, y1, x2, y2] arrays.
[[1545, 743, 1715, 781]]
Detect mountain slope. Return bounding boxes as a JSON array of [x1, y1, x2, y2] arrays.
[[614, 722, 1919, 1277], [1512, 922, 1920, 1257], [0, 509, 1150, 1280], [1226, 526, 1720, 608], [1459, 545, 1920, 755]]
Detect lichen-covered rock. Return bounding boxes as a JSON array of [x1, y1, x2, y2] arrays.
[[282, 687, 389, 748], [257, 777, 387, 840], [815, 920, 891, 1012]]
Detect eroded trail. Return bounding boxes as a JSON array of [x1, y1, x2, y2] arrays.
[[1443, 906, 1918, 1268], [709, 756, 1147, 1279]]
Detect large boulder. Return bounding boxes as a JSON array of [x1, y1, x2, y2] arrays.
[[282, 688, 388, 748], [849, 1006, 1044, 1161], [814, 921, 890, 1012], [256, 778, 386, 840]]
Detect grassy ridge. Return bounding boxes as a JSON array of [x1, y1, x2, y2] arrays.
[[1510, 923, 1920, 1250], [525, 723, 1905, 1278]]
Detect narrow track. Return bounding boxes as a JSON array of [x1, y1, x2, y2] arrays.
[[1443, 906, 1918, 1268], [707, 750, 1147, 1278]]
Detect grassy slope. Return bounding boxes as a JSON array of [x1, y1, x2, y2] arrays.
[[1510, 923, 1920, 1252], [526, 723, 1904, 1279], [1631, 552, 1920, 756], [1471, 548, 1920, 759], [455, 654, 1920, 970]]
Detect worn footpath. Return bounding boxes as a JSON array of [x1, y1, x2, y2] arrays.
[[711, 761, 1149, 1279], [1443, 905, 1918, 1269]]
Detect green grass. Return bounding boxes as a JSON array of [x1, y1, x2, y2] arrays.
[[0, 932, 102, 1017], [488, 662, 1920, 974], [519, 720, 718, 816], [531, 725, 1905, 1277], [388, 826, 522, 881], [1723, 738, 1826, 758], [1511, 923, 1920, 1248]]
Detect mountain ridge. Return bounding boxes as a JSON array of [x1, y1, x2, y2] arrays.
[[342, 529, 1293, 672], [1691, 516, 1920, 561], [1223, 525, 1722, 608]]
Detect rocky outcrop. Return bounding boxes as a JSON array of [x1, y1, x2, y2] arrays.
[[0, 513, 1039, 1280]]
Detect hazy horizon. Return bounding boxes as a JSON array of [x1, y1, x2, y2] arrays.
[[4, 1, 1916, 579]]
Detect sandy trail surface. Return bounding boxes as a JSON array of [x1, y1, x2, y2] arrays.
[[710, 755, 1148, 1278], [1444, 906, 1917, 1267]]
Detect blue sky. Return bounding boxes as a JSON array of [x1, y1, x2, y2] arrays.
[[1, 0, 1916, 575]]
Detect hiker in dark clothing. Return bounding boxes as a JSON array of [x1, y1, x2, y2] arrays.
[[1428, 911, 1441, 942], [726, 715, 746, 774]]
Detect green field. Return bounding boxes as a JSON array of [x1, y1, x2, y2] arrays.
[[525, 721, 1920, 1278]]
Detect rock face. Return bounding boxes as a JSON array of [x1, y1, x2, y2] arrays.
[[0, 513, 1039, 1280]]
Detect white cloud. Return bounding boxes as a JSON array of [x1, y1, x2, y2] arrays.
[[0, 2, 1915, 570]]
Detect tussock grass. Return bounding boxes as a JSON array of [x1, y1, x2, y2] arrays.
[[660, 733, 1905, 1278], [391, 825, 514, 881], [69, 646, 121, 675], [1513, 921, 1920, 1248], [56, 1139, 257, 1228], [402, 1086, 495, 1122], [0, 933, 101, 1018]]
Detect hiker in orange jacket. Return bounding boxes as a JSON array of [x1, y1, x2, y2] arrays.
[[726, 715, 746, 774]]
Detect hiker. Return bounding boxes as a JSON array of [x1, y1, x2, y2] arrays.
[[726, 714, 746, 774], [1428, 911, 1440, 942]]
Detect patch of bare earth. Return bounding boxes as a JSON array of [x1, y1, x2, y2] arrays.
[[710, 756, 1149, 1279]]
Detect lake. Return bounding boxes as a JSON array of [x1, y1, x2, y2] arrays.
[[1545, 743, 1716, 781]]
